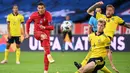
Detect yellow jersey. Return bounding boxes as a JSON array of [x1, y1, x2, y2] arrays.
[[96, 12, 124, 38], [88, 32, 111, 58], [7, 13, 24, 36]]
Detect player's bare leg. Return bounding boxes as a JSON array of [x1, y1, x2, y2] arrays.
[[78, 61, 95, 73], [0, 43, 11, 64]]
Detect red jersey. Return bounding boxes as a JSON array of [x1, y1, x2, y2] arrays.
[[26, 11, 54, 40]]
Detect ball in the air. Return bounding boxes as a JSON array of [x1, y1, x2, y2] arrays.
[[61, 21, 71, 32]]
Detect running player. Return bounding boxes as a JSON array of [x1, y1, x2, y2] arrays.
[[0, 5, 25, 64], [25, 2, 54, 73]]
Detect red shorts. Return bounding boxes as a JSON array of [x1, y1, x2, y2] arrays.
[[34, 31, 50, 47], [40, 39, 50, 47], [34, 31, 45, 40]]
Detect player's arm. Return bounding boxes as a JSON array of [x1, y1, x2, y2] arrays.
[[44, 24, 54, 30], [40, 11, 54, 30], [104, 36, 119, 73], [121, 22, 130, 28], [87, 1, 103, 15], [107, 49, 119, 73], [6, 15, 11, 38], [26, 15, 34, 38], [88, 25, 92, 34], [21, 15, 25, 36], [40, 22, 54, 30], [118, 17, 130, 28], [22, 22, 25, 36], [7, 21, 11, 38]]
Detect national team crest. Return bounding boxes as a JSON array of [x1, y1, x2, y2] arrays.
[[40, 20, 43, 24], [98, 39, 101, 43]]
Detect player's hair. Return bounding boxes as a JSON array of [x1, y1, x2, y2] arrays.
[[38, 2, 45, 7], [98, 19, 106, 26], [96, 7, 101, 9], [12, 4, 18, 9], [106, 4, 115, 10]]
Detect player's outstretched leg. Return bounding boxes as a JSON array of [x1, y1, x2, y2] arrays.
[[44, 47, 55, 63], [41, 39, 55, 64], [0, 43, 11, 64]]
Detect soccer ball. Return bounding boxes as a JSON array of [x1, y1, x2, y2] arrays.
[[60, 21, 71, 32]]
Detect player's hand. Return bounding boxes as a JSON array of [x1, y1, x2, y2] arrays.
[[40, 25, 46, 29], [95, 1, 104, 5], [8, 34, 11, 39], [23, 34, 26, 39], [112, 66, 119, 73], [41, 34, 47, 40], [25, 33, 29, 39], [88, 25, 92, 34]]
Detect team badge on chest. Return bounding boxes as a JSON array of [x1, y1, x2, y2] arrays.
[[40, 20, 43, 24]]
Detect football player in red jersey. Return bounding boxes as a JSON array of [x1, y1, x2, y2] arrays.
[[26, 2, 54, 73]]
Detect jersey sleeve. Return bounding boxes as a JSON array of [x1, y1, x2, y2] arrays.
[[6, 15, 10, 22], [95, 12, 104, 20], [46, 11, 52, 23], [26, 14, 34, 34], [21, 15, 24, 23], [117, 16, 125, 25], [44, 11, 54, 30], [88, 33, 93, 41], [103, 35, 111, 48]]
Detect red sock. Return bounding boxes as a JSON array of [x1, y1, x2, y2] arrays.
[[44, 47, 50, 71], [44, 47, 50, 55], [44, 53, 49, 71]]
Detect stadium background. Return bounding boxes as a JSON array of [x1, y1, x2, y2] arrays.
[[0, 0, 130, 73]]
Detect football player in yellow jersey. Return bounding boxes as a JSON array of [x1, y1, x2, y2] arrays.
[[87, 1, 130, 39], [74, 7, 112, 73], [75, 1, 130, 73], [78, 19, 118, 73], [0, 5, 25, 64]]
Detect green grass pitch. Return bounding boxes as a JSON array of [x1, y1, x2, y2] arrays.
[[0, 52, 130, 73]]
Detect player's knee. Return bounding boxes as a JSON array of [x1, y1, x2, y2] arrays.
[[16, 44, 20, 48], [6, 44, 11, 49], [78, 69, 83, 73]]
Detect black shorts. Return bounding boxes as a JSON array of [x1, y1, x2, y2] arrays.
[[63, 31, 72, 40], [7, 36, 21, 44], [87, 57, 105, 73]]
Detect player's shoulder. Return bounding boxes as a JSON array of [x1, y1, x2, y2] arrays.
[[101, 33, 111, 41], [112, 15, 121, 19], [7, 13, 13, 17], [45, 11, 52, 17], [96, 12, 105, 16], [31, 12, 38, 16], [89, 32, 95, 37], [46, 11, 51, 15], [18, 13, 24, 17]]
